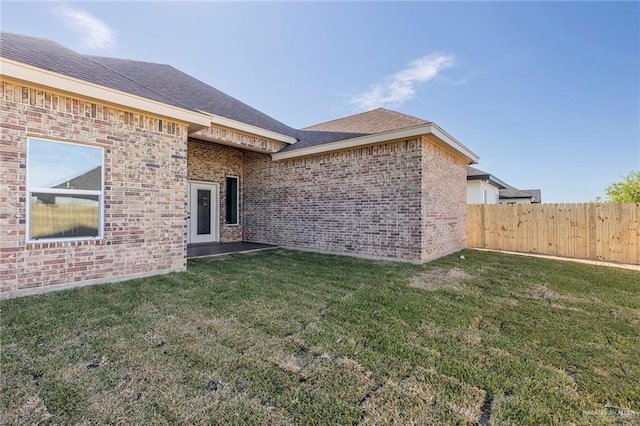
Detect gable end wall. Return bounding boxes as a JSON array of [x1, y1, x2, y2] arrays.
[[421, 136, 468, 261]]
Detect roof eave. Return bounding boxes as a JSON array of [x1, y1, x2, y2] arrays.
[[272, 123, 480, 163], [428, 123, 479, 164], [0, 57, 211, 131], [499, 195, 533, 200], [196, 110, 297, 144], [467, 175, 508, 189]]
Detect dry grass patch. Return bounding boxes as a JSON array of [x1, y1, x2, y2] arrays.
[[6, 396, 52, 424], [409, 267, 475, 293], [527, 284, 591, 304], [361, 367, 485, 425], [272, 353, 302, 374]]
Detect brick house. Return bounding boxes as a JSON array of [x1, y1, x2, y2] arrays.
[[0, 32, 479, 297]]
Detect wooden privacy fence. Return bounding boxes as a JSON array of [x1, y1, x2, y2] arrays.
[[467, 203, 640, 265]]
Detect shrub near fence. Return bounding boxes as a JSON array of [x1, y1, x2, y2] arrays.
[[467, 203, 640, 265]]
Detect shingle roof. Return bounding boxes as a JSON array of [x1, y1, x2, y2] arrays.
[[466, 166, 508, 189], [279, 108, 432, 153], [499, 184, 542, 203], [524, 189, 542, 203], [53, 166, 102, 191], [0, 32, 186, 110], [37, 166, 103, 204], [88, 56, 298, 137], [304, 108, 430, 133], [467, 166, 490, 179], [0, 32, 297, 138], [2, 32, 462, 155]]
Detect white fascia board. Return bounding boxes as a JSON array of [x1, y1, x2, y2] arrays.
[[0, 58, 211, 129], [428, 123, 479, 164], [198, 111, 298, 144], [272, 124, 480, 163], [272, 126, 431, 161]]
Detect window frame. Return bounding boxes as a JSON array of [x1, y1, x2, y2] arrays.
[[26, 137, 105, 243], [225, 175, 239, 226]]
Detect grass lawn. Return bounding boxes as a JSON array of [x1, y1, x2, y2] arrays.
[[1, 249, 639, 425]]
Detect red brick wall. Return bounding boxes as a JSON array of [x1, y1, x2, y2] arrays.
[[421, 137, 468, 261], [243, 139, 425, 261], [187, 138, 243, 242], [243, 138, 468, 263], [1, 82, 188, 294]]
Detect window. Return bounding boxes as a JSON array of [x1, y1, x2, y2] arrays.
[[27, 138, 104, 241], [225, 176, 239, 225], [482, 189, 488, 204]]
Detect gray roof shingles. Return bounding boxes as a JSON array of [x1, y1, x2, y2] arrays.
[[1, 32, 297, 137], [466, 166, 508, 189], [499, 185, 542, 203], [88, 56, 298, 137], [0, 32, 186, 110], [54, 166, 102, 191], [282, 108, 431, 152], [303, 108, 430, 133], [2, 32, 444, 152]]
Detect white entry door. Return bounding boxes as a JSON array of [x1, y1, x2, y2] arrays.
[[188, 182, 219, 244]]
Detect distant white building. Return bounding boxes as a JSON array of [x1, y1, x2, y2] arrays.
[[466, 166, 541, 204], [466, 166, 507, 204]]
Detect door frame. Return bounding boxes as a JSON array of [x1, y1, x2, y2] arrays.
[[187, 181, 220, 244]]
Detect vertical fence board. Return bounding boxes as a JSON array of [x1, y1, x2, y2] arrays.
[[588, 204, 596, 259], [531, 204, 540, 253], [516, 204, 524, 253], [602, 205, 611, 261], [612, 204, 623, 263], [467, 203, 640, 265], [547, 204, 555, 256], [596, 204, 604, 260]]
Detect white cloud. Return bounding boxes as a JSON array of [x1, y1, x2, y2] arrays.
[[54, 3, 115, 50], [349, 53, 455, 111]]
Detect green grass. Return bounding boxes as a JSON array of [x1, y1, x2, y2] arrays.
[[1, 249, 639, 425]]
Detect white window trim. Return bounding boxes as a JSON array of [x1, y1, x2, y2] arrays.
[[225, 175, 240, 226], [26, 138, 105, 243]]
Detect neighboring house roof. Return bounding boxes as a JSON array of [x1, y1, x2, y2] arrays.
[[36, 166, 102, 204], [467, 167, 541, 202], [466, 166, 507, 189], [53, 166, 102, 191], [499, 185, 542, 203]]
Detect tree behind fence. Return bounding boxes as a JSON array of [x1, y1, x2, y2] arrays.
[[467, 203, 640, 265]]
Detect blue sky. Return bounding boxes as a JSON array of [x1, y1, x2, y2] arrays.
[[2, 1, 638, 202]]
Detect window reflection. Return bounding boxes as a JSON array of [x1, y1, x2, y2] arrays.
[[27, 139, 104, 241], [30, 194, 99, 239], [28, 139, 102, 189]]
